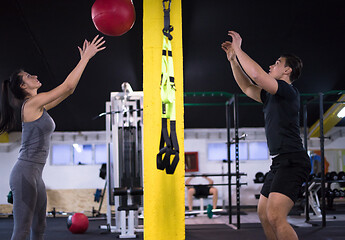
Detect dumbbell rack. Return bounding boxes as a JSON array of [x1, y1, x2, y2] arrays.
[[306, 177, 345, 218], [302, 91, 345, 227], [324, 177, 345, 210]]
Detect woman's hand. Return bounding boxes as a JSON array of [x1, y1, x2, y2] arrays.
[[78, 35, 106, 61]]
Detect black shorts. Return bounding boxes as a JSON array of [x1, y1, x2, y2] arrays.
[[194, 185, 211, 198], [260, 151, 311, 203]]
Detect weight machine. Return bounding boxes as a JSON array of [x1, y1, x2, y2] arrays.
[[100, 83, 144, 237]]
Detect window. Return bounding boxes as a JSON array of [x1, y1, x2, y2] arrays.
[[248, 142, 269, 160], [73, 144, 93, 165], [51, 144, 71, 165], [51, 143, 107, 165], [95, 144, 107, 164], [208, 142, 267, 161], [230, 142, 248, 161], [208, 142, 227, 161], [208, 142, 248, 161]]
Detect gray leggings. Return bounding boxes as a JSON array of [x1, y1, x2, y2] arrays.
[[9, 160, 47, 240]]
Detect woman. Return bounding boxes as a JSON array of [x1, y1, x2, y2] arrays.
[[0, 35, 105, 240]]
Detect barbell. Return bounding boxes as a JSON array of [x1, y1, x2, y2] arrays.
[[185, 204, 226, 219]]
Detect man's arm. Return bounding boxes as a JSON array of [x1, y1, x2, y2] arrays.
[[203, 176, 214, 186], [186, 176, 194, 186], [222, 41, 262, 103], [227, 31, 278, 95]]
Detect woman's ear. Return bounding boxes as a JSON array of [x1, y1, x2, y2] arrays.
[[20, 82, 26, 89]]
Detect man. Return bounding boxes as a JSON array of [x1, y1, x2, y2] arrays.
[[222, 31, 310, 240], [186, 175, 218, 212]]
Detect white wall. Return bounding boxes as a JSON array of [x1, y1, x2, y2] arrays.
[[43, 164, 105, 190], [1, 128, 345, 207], [0, 147, 19, 204]]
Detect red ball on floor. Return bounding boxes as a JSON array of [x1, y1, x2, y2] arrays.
[[67, 213, 89, 234]]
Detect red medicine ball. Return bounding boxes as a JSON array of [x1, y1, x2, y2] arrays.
[[67, 213, 89, 234], [91, 0, 136, 36]]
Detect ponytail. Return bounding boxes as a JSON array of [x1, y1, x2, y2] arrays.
[[0, 79, 15, 133], [0, 69, 26, 133]]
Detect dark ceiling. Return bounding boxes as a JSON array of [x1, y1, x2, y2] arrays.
[[1, 0, 345, 131]]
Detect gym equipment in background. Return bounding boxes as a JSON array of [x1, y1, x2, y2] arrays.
[[185, 204, 224, 219], [92, 164, 107, 217], [325, 171, 338, 181], [306, 181, 322, 217], [97, 82, 143, 235], [113, 187, 143, 238], [7, 191, 13, 204], [254, 172, 265, 183], [338, 171, 345, 180]]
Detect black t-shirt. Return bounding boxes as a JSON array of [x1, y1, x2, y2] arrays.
[[260, 80, 304, 155]]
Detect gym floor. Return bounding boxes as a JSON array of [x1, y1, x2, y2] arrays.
[[1, 207, 345, 239]]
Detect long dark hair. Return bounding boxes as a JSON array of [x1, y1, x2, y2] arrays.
[[0, 69, 26, 133]]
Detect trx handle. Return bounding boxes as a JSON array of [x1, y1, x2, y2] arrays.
[[157, 119, 179, 174]]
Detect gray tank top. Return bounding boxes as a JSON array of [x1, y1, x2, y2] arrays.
[[18, 102, 56, 164]]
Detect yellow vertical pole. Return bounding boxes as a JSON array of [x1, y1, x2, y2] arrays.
[[143, 0, 185, 239]]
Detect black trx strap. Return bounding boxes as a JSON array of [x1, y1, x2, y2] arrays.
[[157, 0, 179, 175], [162, 0, 173, 40]]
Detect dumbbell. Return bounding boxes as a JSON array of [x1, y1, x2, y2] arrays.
[[316, 172, 322, 179], [254, 172, 265, 183], [48, 208, 56, 218], [339, 190, 345, 198], [326, 172, 338, 181], [330, 171, 338, 180], [207, 204, 213, 219], [308, 173, 316, 182], [333, 189, 340, 198], [326, 189, 335, 199], [338, 171, 345, 180]]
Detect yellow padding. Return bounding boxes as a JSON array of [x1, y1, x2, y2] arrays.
[[143, 0, 185, 239], [0, 132, 9, 143], [309, 94, 345, 138]]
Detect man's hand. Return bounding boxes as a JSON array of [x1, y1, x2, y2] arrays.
[[227, 31, 242, 52], [221, 41, 236, 62]]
